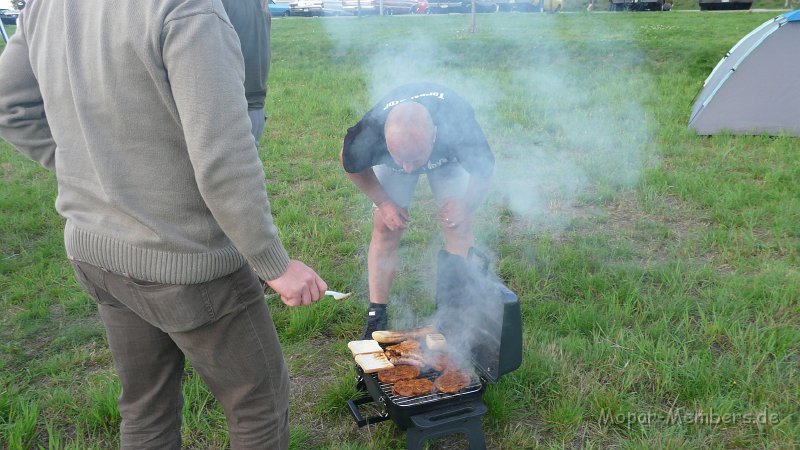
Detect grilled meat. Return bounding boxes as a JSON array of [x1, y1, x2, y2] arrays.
[[385, 339, 426, 367], [391, 378, 434, 397], [385, 339, 420, 357], [433, 370, 473, 394], [388, 356, 426, 367], [377, 365, 421, 384]]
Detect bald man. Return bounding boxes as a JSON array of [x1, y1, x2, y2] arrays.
[[341, 83, 494, 339]]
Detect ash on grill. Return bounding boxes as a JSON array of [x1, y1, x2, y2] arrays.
[[347, 249, 523, 450]]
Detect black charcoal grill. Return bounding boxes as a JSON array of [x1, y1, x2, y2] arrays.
[[347, 249, 523, 450]]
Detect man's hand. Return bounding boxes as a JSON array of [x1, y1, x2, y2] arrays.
[[266, 260, 328, 307], [345, 169, 409, 231], [376, 200, 410, 231], [438, 197, 469, 228]]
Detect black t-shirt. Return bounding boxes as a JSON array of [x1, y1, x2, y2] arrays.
[[342, 83, 494, 178]]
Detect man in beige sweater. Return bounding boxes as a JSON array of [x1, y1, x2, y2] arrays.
[[0, 1, 326, 448]]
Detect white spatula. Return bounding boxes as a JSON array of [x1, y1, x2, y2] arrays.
[[325, 290, 353, 300]]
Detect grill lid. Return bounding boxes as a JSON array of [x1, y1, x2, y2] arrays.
[[434, 249, 523, 383]]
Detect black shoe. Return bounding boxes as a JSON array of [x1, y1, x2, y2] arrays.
[[361, 304, 388, 340]]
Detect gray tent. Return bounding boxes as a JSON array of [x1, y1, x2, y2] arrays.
[[689, 10, 800, 136]]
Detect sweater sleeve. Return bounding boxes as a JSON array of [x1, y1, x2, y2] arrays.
[[0, 21, 57, 172], [161, 9, 290, 281]]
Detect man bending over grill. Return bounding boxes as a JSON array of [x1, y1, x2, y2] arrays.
[[341, 82, 495, 339]]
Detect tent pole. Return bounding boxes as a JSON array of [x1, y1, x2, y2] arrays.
[[0, 21, 9, 44]]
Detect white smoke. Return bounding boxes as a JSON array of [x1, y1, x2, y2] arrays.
[[319, 14, 654, 350]]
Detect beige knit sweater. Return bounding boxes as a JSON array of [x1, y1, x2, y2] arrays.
[[0, 0, 290, 284]]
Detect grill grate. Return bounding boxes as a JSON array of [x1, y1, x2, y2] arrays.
[[372, 371, 483, 407]]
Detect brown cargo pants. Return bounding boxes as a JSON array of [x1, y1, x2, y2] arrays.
[[70, 260, 289, 450]]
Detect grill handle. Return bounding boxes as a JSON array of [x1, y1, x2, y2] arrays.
[[347, 396, 390, 428], [410, 401, 488, 428]]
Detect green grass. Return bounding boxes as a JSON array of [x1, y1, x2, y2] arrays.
[[2, 10, 799, 449]]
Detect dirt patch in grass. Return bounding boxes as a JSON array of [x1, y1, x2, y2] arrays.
[[0, 162, 16, 180], [599, 192, 717, 264], [285, 337, 360, 445], [497, 190, 721, 271], [287, 337, 336, 397]]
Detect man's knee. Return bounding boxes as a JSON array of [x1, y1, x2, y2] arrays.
[[440, 214, 473, 235], [371, 212, 404, 241], [228, 401, 289, 450]]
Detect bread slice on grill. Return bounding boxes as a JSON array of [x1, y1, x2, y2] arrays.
[[372, 325, 436, 344], [347, 339, 384, 357], [425, 333, 447, 351], [349, 339, 394, 373], [355, 352, 394, 373]]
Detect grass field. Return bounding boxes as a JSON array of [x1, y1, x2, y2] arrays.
[[2, 10, 799, 450]]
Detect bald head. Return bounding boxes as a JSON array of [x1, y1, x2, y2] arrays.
[[384, 102, 437, 173]]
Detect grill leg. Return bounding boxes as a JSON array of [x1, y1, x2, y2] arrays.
[[405, 401, 488, 450]]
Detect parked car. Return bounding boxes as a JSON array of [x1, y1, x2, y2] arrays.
[[289, 0, 324, 15], [341, 0, 379, 14], [425, 0, 460, 12], [496, 0, 560, 12], [698, 0, 752, 10], [608, 0, 667, 10], [382, 0, 430, 14], [268, 0, 292, 16], [461, 0, 499, 12], [0, 8, 20, 25]]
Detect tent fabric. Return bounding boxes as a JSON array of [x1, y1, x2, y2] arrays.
[[785, 9, 800, 21], [689, 10, 800, 136]]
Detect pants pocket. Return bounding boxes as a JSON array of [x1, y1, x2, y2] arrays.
[[121, 265, 256, 333], [123, 281, 216, 333], [70, 261, 101, 303]]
